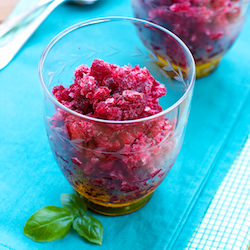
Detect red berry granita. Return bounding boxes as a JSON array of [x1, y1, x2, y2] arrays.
[[132, 0, 248, 77], [47, 59, 178, 215]]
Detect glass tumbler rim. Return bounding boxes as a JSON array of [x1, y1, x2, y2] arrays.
[[39, 16, 196, 124]]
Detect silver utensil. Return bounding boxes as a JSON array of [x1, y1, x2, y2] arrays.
[[0, 0, 97, 70], [0, 0, 97, 38]]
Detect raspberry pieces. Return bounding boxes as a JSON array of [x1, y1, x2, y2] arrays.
[[50, 59, 175, 204], [53, 59, 166, 121]]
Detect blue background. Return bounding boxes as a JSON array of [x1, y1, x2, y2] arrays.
[[0, 1, 249, 249]]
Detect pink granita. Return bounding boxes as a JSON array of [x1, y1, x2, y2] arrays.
[[132, 0, 246, 65], [49, 59, 176, 205], [52, 59, 166, 120]]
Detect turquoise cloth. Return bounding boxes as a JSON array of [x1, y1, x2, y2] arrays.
[[0, 1, 249, 249]]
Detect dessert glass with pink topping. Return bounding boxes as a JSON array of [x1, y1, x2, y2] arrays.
[[132, 0, 249, 77], [39, 17, 195, 215]]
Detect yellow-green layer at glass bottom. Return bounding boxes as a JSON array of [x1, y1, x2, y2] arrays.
[[156, 54, 223, 79], [77, 192, 153, 216], [195, 55, 222, 78]]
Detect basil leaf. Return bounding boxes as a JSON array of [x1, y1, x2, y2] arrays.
[[24, 206, 74, 242], [60, 193, 87, 217], [73, 215, 103, 245]]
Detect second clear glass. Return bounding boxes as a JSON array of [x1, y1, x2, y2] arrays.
[[132, 0, 249, 77]]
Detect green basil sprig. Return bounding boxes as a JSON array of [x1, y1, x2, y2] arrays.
[[24, 194, 103, 245]]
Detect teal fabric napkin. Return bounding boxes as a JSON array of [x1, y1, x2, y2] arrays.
[[0, 1, 249, 249]]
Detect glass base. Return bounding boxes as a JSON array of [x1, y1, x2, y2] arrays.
[[78, 192, 153, 216], [196, 55, 222, 78]]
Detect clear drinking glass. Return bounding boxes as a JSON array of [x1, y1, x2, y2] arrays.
[[39, 17, 195, 216], [132, 0, 249, 78]]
